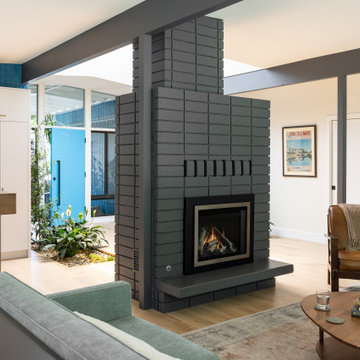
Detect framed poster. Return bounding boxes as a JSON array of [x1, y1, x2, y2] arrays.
[[282, 125, 317, 177]]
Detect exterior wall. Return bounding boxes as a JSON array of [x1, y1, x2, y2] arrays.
[[54, 100, 116, 127]]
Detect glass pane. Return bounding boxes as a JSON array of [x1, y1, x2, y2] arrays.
[[29, 84, 38, 126], [107, 133, 115, 195], [45, 85, 84, 127], [91, 91, 116, 129], [30, 129, 36, 154], [91, 132, 105, 196], [91, 199, 114, 216]]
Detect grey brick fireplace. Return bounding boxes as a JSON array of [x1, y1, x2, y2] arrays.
[[115, 16, 293, 312]]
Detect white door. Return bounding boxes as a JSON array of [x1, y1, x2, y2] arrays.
[[331, 118, 360, 204], [0, 121, 30, 255]]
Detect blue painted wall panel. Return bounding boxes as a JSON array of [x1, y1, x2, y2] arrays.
[[54, 100, 115, 128], [91, 199, 115, 216], [0, 64, 25, 88], [55, 108, 84, 127], [91, 100, 115, 128]]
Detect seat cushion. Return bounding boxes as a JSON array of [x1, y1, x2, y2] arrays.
[[338, 250, 360, 270], [109, 316, 218, 360]]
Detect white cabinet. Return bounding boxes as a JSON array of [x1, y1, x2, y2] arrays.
[[0, 87, 30, 259]]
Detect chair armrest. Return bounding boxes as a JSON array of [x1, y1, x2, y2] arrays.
[[327, 234, 339, 269], [48, 281, 132, 322]]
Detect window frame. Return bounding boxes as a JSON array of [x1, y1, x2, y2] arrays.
[[91, 130, 115, 202]]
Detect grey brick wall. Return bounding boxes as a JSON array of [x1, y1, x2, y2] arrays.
[[115, 93, 140, 300], [115, 15, 271, 311], [152, 87, 270, 310], [133, 16, 223, 94]]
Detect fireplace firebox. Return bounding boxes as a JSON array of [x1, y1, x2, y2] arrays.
[[184, 194, 254, 275]]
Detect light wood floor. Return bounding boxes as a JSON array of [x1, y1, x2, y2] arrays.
[[2, 237, 358, 334]]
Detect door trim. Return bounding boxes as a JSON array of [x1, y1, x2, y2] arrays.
[[327, 113, 360, 205]]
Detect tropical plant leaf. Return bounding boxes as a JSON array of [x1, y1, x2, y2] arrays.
[[59, 248, 67, 259]]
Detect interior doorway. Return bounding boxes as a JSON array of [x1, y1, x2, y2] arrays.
[[329, 115, 360, 204]]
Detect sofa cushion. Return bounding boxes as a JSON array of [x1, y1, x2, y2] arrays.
[[109, 316, 218, 360], [0, 272, 145, 360], [75, 312, 181, 360]]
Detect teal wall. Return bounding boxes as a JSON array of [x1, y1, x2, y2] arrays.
[[0, 64, 25, 88]]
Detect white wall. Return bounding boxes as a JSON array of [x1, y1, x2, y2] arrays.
[[241, 74, 360, 243]]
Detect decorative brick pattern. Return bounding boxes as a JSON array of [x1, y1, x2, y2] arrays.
[[115, 15, 272, 311], [152, 87, 270, 311], [184, 159, 251, 177], [133, 17, 223, 94], [115, 93, 140, 300]]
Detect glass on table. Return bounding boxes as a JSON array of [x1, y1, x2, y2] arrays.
[[315, 290, 331, 311]]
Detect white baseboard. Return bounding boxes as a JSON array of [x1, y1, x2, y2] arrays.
[[1, 249, 29, 261], [271, 226, 326, 244]]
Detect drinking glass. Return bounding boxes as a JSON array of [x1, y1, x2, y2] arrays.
[[316, 290, 330, 311]]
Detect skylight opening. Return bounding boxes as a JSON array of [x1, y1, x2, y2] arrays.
[[224, 58, 262, 77], [57, 45, 133, 86]]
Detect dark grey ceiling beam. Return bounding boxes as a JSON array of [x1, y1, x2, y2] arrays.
[[224, 48, 360, 95], [22, 0, 242, 82]]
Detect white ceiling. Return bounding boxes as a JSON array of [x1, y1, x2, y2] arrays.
[[3, 0, 360, 93], [0, 0, 144, 63], [211, 0, 360, 68], [3, 0, 360, 68], [57, 46, 133, 86]]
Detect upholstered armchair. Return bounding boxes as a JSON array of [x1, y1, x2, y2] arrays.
[[327, 205, 360, 291]]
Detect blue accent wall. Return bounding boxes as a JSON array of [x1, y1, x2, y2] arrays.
[[55, 108, 84, 127], [0, 64, 25, 88], [91, 99, 115, 128], [54, 100, 115, 128]]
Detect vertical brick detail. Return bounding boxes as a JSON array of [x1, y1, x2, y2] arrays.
[[133, 16, 223, 95], [251, 99, 271, 260], [115, 93, 140, 300]]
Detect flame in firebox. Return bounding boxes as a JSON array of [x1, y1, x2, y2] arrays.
[[203, 226, 225, 247], [199, 225, 236, 258]]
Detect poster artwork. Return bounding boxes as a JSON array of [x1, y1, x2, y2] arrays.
[[282, 125, 316, 177]]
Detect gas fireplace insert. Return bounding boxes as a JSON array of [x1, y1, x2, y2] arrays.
[[184, 194, 254, 275]]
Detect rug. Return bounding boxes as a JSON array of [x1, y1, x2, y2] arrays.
[[183, 303, 320, 360]]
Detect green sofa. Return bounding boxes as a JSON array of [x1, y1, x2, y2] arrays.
[[0, 272, 218, 360]]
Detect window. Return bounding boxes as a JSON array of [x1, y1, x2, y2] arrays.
[[91, 91, 116, 129], [45, 85, 84, 127], [29, 84, 38, 126], [91, 131, 115, 216]]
